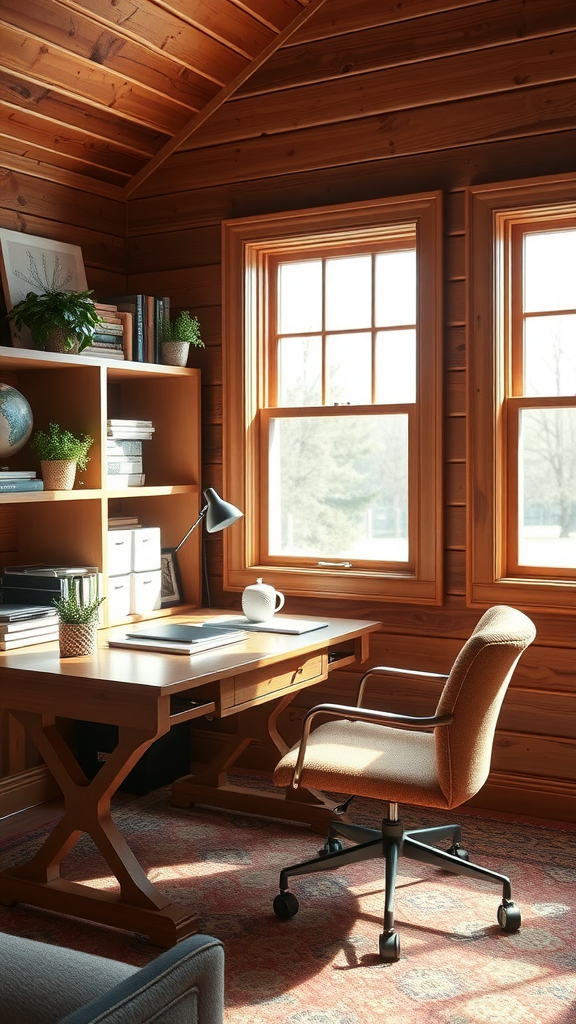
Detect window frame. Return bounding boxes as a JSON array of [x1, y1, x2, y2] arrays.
[[468, 172, 576, 612], [222, 193, 443, 604]]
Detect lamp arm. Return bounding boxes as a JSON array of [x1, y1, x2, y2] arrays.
[[174, 505, 208, 553]]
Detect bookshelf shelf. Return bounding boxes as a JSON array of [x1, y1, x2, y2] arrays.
[[0, 346, 202, 625]]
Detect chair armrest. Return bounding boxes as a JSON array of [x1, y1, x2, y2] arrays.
[[60, 934, 224, 1024], [292, 703, 453, 788], [356, 665, 449, 706]]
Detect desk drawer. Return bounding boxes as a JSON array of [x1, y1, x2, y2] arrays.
[[230, 654, 326, 709]]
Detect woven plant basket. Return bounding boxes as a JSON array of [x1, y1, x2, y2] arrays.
[[59, 621, 97, 658], [46, 328, 80, 354], [41, 459, 77, 490], [161, 341, 189, 366]]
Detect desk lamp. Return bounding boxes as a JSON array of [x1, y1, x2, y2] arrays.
[[175, 487, 243, 553], [174, 488, 243, 606]]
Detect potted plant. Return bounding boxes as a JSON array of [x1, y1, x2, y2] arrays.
[[158, 310, 204, 366], [7, 288, 102, 353], [30, 422, 93, 490], [53, 591, 104, 657]]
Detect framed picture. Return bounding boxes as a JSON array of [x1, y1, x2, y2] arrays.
[[0, 229, 88, 348], [161, 548, 183, 607]]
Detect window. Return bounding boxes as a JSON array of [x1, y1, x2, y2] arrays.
[[469, 174, 576, 612], [223, 194, 442, 603]]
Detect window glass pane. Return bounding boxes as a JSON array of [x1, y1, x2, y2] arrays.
[[375, 329, 416, 404], [325, 255, 371, 330], [524, 315, 576, 396], [268, 414, 409, 562], [375, 250, 417, 327], [518, 406, 576, 567], [325, 333, 371, 405], [278, 261, 322, 334], [524, 230, 576, 313], [278, 336, 322, 407]]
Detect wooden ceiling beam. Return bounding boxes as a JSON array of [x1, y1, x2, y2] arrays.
[[126, 0, 330, 197]]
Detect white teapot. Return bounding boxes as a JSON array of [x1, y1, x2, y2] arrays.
[[242, 578, 285, 622]]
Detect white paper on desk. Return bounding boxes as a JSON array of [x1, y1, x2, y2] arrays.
[[204, 615, 329, 635]]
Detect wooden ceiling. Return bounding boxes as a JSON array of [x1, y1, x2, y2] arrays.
[[0, 0, 324, 198]]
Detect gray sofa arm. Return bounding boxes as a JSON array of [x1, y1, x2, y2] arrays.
[[0, 931, 224, 1024], [61, 934, 224, 1024]]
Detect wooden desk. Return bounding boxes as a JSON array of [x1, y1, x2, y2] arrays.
[[0, 611, 378, 946]]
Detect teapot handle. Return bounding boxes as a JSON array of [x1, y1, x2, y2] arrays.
[[274, 591, 285, 612]]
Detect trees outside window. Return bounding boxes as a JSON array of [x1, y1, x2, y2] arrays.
[[222, 194, 442, 604]]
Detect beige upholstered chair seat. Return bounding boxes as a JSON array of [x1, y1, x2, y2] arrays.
[[274, 721, 445, 807]]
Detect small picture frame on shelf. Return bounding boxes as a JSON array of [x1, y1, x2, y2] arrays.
[[161, 548, 182, 607]]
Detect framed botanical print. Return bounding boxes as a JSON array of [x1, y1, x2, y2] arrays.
[[0, 229, 88, 348]]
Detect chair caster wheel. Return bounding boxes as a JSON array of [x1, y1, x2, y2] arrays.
[[447, 844, 469, 861], [318, 837, 344, 857], [379, 930, 400, 962], [274, 891, 299, 920], [497, 901, 521, 933]]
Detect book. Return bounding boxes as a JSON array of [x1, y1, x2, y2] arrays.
[[108, 419, 153, 428], [106, 473, 145, 487], [0, 604, 58, 622], [0, 627, 59, 650], [0, 479, 44, 492], [106, 458, 143, 474], [106, 440, 143, 456], [109, 624, 248, 655], [0, 470, 37, 479], [99, 295, 145, 361], [206, 615, 330, 635], [0, 613, 58, 636], [93, 323, 124, 336], [3, 565, 99, 576]]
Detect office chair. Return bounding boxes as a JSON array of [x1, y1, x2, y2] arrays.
[[272, 605, 536, 962]]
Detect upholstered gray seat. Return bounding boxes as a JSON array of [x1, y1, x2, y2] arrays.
[[272, 605, 536, 961], [0, 931, 224, 1024]]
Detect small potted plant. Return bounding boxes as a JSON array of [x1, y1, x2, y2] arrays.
[[158, 310, 204, 366], [54, 591, 104, 658], [30, 422, 93, 490], [7, 288, 102, 353]]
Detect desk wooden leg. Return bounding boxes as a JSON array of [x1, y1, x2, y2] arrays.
[[171, 695, 342, 833], [0, 712, 199, 947]]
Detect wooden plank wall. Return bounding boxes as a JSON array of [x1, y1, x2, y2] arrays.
[[0, 168, 126, 800], [127, 0, 576, 822]]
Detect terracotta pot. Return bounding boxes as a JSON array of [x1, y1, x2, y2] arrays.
[[59, 621, 97, 658], [161, 341, 189, 367], [46, 328, 80, 354], [41, 459, 77, 490]]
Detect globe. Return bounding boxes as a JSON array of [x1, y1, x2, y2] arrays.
[[0, 383, 33, 460]]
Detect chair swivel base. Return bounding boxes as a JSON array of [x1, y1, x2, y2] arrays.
[[273, 817, 521, 962]]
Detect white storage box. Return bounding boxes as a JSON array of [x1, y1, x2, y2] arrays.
[[107, 574, 131, 622], [130, 570, 162, 614], [107, 530, 133, 576], [132, 527, 161, 573]]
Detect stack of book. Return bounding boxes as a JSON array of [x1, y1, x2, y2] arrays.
[[98, 295, 170, 363], [89, 302, 132, 361], [106, 421, 154, 487], [0, 469, 43, 493], [0, 605, 59, 651], [0, 565, 101, 608], [109, 515, 141, 530]]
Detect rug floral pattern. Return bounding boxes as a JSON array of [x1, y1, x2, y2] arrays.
[[0, 788, 574, 1024]]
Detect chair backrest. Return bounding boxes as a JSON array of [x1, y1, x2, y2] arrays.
[[434, 605, 536, 808]]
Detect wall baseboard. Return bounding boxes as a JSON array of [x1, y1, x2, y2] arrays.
[[0, 766, 61, 820]]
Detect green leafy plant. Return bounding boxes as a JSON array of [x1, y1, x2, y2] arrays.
[[158, 310, 204, 347], [30, 423, 93, 469], [7, 288, 102, 352], [53, 591, 104, 625]]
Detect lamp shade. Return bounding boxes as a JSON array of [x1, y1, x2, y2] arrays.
[[203, 487, 243, 533]]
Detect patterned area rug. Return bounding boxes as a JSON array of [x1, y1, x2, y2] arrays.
[[0, 788, 575, 1024]]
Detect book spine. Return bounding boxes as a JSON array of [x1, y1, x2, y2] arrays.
[[106, 459, 143, 474], [105, 473, 145, 487], [0, 479, 44, 492], [106, 440, 143, 456], [93, 323, 124, 336]]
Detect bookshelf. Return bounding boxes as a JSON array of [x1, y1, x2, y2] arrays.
[[0, 346, 202, 626]]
